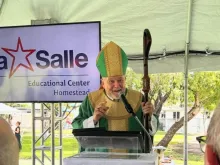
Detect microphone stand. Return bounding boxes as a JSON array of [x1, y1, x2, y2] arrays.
[[120, 94, 152, 153]]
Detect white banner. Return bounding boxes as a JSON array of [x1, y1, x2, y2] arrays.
[[0, 22, 101, 102]]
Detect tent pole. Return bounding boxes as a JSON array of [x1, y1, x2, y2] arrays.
[[184, 0, 193, 165]]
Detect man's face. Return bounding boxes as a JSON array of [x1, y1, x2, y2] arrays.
[[102, 75, 126, 99]]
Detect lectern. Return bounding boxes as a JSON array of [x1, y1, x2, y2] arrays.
[[63, 128, 157, 165]]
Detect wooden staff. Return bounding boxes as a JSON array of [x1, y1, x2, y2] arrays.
[[142, 29, 152, 153]]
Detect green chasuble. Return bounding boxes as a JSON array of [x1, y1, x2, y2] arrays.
[[72, 88, 149, 132], [72, 88, 159, 153]]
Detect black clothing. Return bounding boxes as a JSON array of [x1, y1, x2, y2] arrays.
[[15, 126, 22, 150]]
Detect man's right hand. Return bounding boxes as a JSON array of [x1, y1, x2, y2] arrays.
[[93, 101, 109, 123]]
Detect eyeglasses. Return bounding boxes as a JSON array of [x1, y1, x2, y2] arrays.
[[196, 136, 206, 153]]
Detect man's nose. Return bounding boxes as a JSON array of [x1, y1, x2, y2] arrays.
[[113, 81, 120, 87]]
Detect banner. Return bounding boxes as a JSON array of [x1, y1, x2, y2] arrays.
[[0, 22, 101, 102]]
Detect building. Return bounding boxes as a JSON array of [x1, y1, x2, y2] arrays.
[[159, 105, 211, 134]]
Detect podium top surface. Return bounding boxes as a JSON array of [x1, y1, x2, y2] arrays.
[[72, 128, 144, 151], [72, 128, 143, 137], [64, 152, 156, 165]]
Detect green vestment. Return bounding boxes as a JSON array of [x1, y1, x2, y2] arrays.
[[72, 88, 145, 131], [72, 88, 158, 153]]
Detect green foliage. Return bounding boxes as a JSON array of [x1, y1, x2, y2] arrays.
[[125, 67, 143, 91], [125, 69, 220, 112], [150, 73, 184, 105], [188, 71, 220, 111], [126, 68, 184, 106], [125, 68, 184, 105]]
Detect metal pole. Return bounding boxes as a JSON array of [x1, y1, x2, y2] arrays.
[[184, 0, 193, 165], [51, 103, 55, 165], [59, 103, 63, 165], [32, 103, 36, 165], [41, 103, 45, 163]]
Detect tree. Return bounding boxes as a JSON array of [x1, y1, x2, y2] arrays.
[[157, 71, 220, 147], [149, 73, 184, 116], [126, 67, 143, 90], [126, 68, 183, 117], [125, 68, 220, 147]]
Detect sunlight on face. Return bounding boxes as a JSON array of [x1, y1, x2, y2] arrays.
[[102, 76, 126, 99]]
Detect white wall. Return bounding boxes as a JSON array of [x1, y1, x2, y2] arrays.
[[159, 109, 210, 134]]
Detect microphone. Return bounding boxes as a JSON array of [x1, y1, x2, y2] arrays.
[[119, 92, 135, 115], [119, 91, 153, 153]]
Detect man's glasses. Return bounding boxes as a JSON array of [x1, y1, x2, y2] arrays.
[[196, 136, 206, 153]]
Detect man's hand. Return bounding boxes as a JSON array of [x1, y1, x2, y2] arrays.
[[93, 101, 109, 122], [141, 101, 154, 116]]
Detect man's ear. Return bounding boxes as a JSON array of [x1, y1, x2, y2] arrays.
[[99, 79, 104, 89], [101, 79, 105, 87]]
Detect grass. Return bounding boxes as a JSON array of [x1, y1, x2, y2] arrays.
[[154, 131, 204, 165], [154, 131, 193, 144], [20, 130, 79, 159], [19, 130, 204, 165], [164, 148, 204, 165]]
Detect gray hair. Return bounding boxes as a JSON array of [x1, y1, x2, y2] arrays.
[[0, 117, 19, 165], [206, 104, 220, 158]]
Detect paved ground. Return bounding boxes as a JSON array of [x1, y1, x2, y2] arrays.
[[173, 135, 204, 155]]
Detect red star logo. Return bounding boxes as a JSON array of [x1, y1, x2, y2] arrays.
[[1, 37, 36, 78]]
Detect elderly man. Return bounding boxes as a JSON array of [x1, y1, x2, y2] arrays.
[[72, 41, 158, 136], [0, 117, 19, 165]]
